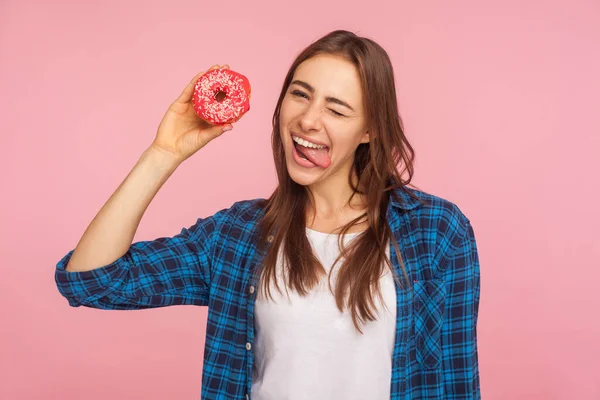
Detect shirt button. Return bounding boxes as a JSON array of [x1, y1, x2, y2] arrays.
[[249, 285, 255, 294], [267, 235, 274, 243], [246, 342, 252, 351]]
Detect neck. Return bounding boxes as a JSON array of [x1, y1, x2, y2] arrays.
[[306, 168, 365, 220]]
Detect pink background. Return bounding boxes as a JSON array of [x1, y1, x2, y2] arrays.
[[1, 0, 599, 398]]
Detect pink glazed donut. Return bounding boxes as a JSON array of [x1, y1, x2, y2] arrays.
[[192, 68, 251, 125]]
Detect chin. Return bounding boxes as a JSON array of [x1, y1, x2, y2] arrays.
[[285, 157, 322, 187]]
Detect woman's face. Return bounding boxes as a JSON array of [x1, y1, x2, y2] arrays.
[[279, 54, 369, 187]]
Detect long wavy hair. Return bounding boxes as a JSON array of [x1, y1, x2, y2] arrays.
[[257, 30, 419, 333]]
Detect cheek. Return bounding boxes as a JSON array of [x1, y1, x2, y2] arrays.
[[330, 130, 366, 157], [280, 96, 307, 124], [279, 97, 293, 124], [278, 104, 292, 145]]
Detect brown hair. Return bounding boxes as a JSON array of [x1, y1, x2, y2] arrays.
[[257, 29, 419, 333]]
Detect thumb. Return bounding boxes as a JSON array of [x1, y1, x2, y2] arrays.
[[220, 124, 233, 133], [202, 123, 233, 142]]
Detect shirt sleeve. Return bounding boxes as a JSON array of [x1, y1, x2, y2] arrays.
[[440, 218, 481, 399], [54, 215, 218, 310]]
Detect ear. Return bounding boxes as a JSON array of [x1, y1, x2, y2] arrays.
[[360, 130, 370, 144]]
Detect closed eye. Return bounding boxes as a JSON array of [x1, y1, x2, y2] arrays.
[[291, 90, 346, 117]]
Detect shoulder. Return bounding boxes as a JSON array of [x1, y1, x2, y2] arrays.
[[394, 187, 470, 229], [391, 187, 474, 266], [224, 198, 267, 220], [185, 198, 266, 245], [201, 197, 267, 227]]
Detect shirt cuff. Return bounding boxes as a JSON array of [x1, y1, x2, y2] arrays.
[[54, 249, 129, 307]]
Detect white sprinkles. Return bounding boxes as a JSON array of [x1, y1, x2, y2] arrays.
[[193, 69, 250, 124]]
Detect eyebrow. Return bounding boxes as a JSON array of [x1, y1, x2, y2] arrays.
[[290, 80, 355, 112]]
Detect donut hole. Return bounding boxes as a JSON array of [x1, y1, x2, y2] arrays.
[[214, 90, 227, 102]]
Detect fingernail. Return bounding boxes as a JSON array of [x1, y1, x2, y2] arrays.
[[222, 125, 233, 132]]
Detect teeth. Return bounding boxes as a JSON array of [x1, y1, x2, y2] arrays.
[[292, 135, 326, 149]]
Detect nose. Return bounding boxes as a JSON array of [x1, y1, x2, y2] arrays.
[[298, 103, 324, 132]]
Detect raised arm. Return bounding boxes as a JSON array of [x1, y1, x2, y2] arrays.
[[55, 65, 241, 309], [64, 66, 233, 274]]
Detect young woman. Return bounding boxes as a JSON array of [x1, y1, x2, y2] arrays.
[[56, 30, 481, 399]]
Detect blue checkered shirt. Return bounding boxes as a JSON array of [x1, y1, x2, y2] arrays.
[[55, 187, 481, 399]]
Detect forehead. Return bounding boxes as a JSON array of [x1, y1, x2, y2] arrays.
[[293, 54, 363, 104]]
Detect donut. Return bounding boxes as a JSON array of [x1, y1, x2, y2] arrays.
[[192, 68, 251, 125]]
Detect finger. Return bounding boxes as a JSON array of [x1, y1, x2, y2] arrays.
[[176, 71, 205, 104], [189, 70, 205, 85], [221, 64, 230, 70], [199, 123, 233, 145], [175, 65, 223, 104], [217, 124, 234, 138]]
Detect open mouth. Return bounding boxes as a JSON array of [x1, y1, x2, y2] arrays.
[[290, 134, 331, 168], [292, 134, 328, 150], [293, 141, 310, 160]]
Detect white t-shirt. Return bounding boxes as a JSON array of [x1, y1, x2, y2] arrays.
[[251, 228, 397, 400]]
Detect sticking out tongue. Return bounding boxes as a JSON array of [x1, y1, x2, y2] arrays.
[[298, 144, 331, 168]]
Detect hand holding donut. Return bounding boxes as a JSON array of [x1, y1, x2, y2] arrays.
[[152, 64, 251, 164]]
